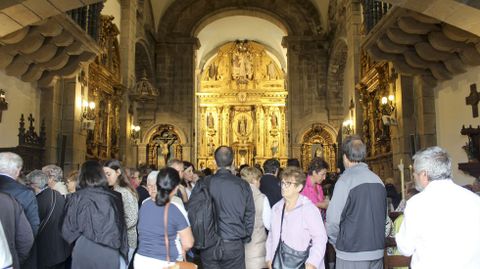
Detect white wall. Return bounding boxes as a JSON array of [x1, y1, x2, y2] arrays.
[[435, 65, 480, 186], [103, 0, 121, 33], [0, 70, 40, 147]]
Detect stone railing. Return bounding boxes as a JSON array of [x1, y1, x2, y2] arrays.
[[67, 2, 104, 41], [362, 0, 392, 34]]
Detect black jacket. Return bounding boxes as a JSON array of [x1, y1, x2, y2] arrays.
[[0, 174, 40, 235], [36, 188, 71, 268], [259, 174, 282, 207], [209, 169, 255, 242], [62, 187, 128, 262], [0, 191, 34, 269]]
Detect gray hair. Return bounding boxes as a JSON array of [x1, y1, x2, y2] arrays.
[[147, 171, 159, 185], [42, 165, 63, 182], [342, 135, 366, 162], [27, 170, 48, 189], [413, 146, 452, 181], [0, 152, 23, 178]]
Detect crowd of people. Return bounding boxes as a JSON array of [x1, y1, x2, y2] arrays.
[[0, 135, 480, 269]]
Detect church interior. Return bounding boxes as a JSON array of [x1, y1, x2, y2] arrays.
[[0, 0, 479, 188]]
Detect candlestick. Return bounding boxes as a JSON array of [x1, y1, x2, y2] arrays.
[[398, 159, 405, 200]]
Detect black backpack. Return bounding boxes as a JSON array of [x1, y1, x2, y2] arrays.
[[187, 176, 222, 251]]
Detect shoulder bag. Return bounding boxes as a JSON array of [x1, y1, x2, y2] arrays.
[[272, 204, 311, 269], [164, 203, 197, 269]]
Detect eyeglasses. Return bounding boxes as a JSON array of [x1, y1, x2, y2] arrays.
[[281, 181, 298, 188]]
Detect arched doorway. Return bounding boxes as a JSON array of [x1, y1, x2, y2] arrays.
[[300, 123, 337, 172]]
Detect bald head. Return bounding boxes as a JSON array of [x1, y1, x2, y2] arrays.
[[0, 152, 23, 179], [214, 146, 234, 168]]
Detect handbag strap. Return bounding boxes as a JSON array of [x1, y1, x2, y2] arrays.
[[279, 203, 286, 240], [164, 203, 171, 263], [38, 189, 57, 235]]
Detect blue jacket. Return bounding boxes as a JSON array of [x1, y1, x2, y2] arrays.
[[0, 174, 40, 235]]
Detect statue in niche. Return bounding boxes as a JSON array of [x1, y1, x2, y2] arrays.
[[313, 144, 324, 158], [232, 41, 253, 82], [270, 112, 278, 129], [267, 61, 277, 80], [207, 112, 214, 129], [238, 116, 248, 135], [271, 139, 279, 157], [207, 138, 215, 156]]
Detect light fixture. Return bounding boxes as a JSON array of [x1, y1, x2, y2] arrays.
[[342, 119, 353, 135], [0, 89, 8, 123], [131, 124, 141, 141], [380, 94, 395, 116], [81, 99, 96, 130]]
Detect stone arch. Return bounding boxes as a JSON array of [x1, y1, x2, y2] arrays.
[[157, 0, 323, 38], [327, 38, 348, 121], [135, 39, 155, 83]]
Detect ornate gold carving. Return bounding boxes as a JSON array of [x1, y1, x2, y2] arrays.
[[86, 15, 123, 161], [197, 41, 287, 168], [300, 124, 337, 172], [147, 125, 182, 168]]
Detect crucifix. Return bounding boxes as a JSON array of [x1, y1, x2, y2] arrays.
[[466, 83, 479, 118]]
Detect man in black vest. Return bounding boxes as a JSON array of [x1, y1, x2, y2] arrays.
[[201, 146, 255, 269]]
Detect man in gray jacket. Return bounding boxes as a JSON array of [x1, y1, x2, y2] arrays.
[[326, 135, 386, 269]]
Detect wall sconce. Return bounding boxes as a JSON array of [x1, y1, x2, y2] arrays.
[[81, 100, 96, 130], [131, 124, 141, 142], [0, 89, 8, 123], [342, 119, 353, 135], [380, 94, 395, 115], [380, 94, 397, 126]]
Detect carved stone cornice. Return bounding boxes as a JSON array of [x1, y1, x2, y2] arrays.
[[362, 6, 480, 86], [0, 13, 101, 87]]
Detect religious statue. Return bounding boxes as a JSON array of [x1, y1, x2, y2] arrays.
[[313, 145, 324, 158], [238, 116, 248, 135], [232, 41, 253, 83], [207, 112, 214, 129], [271, 139, 279, 157], [208, 63, 218, 80], [207, 138, 215, 156], [270, 112, 278, 129], [267, 61, 276, 80]]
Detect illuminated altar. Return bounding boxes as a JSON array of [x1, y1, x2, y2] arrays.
[[196, 40, 288, 169]]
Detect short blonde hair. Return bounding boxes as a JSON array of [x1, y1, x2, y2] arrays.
[[240, 167, 262, 184]]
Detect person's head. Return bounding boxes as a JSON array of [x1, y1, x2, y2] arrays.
[[146, 170, 159, 199], [280, 167, 307, 200], [202, 167, 213, 176], [240, 167, 262, 188], [128, 168, 141, 185], [65, 170, 78, 193], [27, 170, 48, 193], [239, 164, 249, 173], [183, 161, 195, 182], [41, 165, 63, 188], [263, 158, 280, 175], [287, 158, 301, 168], [0, 152, 23, 179], [412, 146, 452, 191], [342, 135, 366, 167], [214, 146, 234, 169], [78, 160, 108, 188], [155, 167, 181, 206], [384, 177, 395, 185], [103, 159, 134, 192], [167, 159, 184, 179], [307, 157, 329, 184]]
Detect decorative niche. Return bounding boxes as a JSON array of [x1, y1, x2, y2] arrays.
[[458, 125, 480, 179]]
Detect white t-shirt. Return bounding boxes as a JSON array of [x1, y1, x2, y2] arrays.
[[396, 180, 480, 269]]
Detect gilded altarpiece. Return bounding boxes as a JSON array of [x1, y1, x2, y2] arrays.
[[300, 124, 337, 173], [86, 15, 124, 161], [197, 41, 287, 169], [356, 53, 396, 180]]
